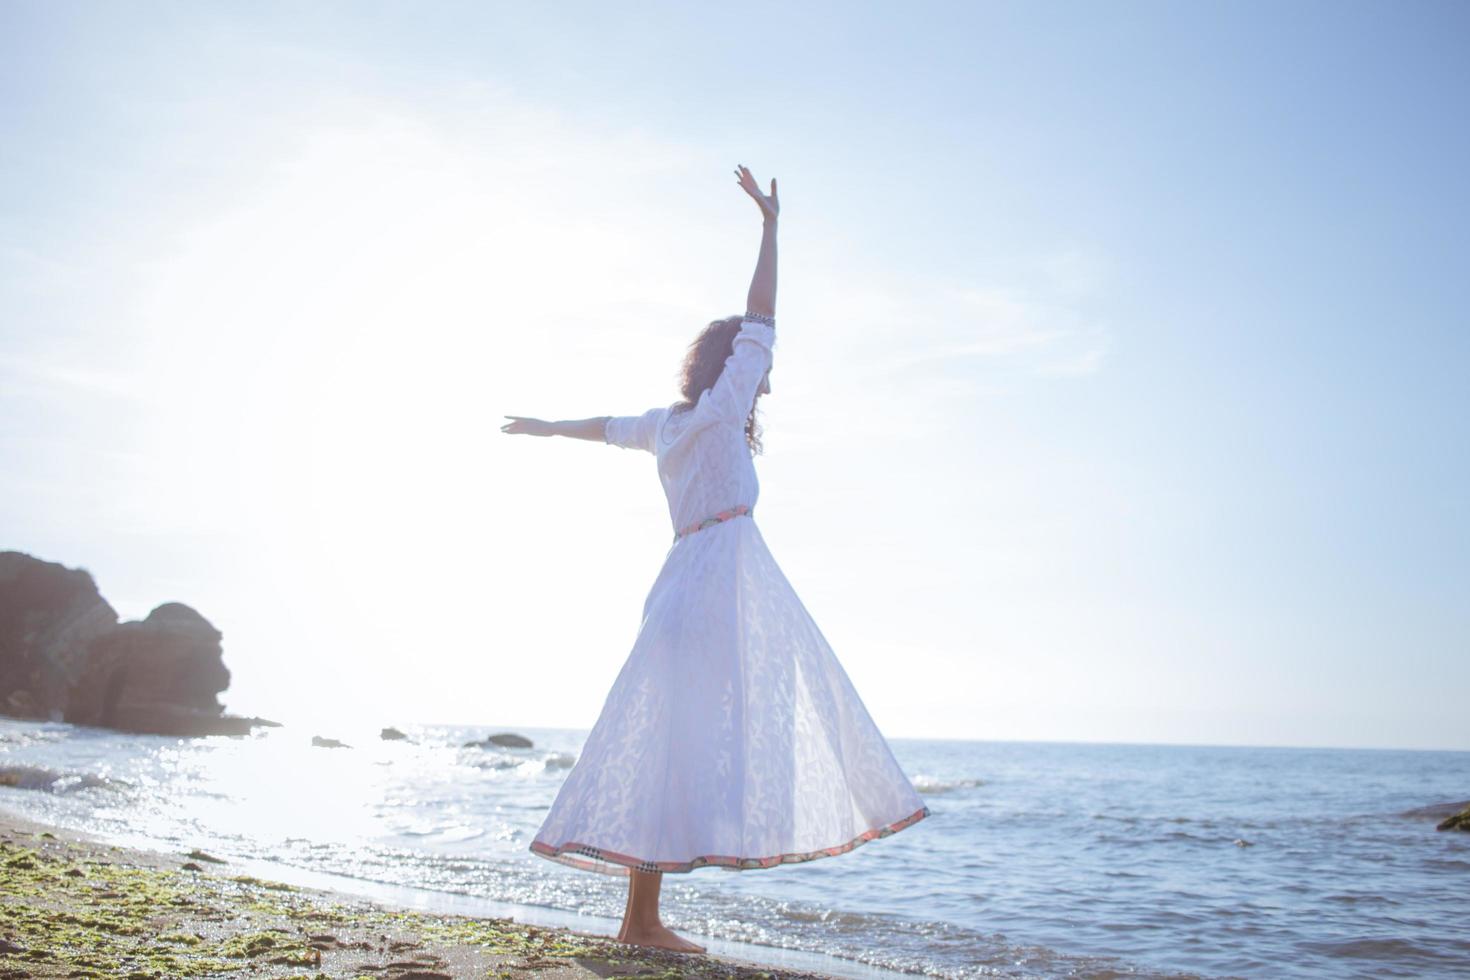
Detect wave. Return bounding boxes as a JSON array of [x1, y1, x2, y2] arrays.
[[748, 900, 1163, 978], [459, 750, 577, 773], [0, 724, 69, 747], [911, 774, 983, 794], [1297, 937, 1430, 960], [0, 764, 124, 794], [1398, 799, 1470, 820], [460, 751, 522, 770]]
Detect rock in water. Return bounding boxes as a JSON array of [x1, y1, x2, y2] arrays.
[[463, 732, 534, 749], [1437, 805, 1470, 832], [380, 727, 408, 741], [311, 736, 351, 749], [0, 551, 119, 720]]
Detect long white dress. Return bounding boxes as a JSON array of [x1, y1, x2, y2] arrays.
[[530, 317, 929, 875]]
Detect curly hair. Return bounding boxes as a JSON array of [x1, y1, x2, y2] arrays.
[[670, 315, 765, 455]]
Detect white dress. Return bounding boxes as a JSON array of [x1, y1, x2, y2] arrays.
[[530, 317, 929, 875]]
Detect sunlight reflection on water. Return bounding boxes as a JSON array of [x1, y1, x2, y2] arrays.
[[3, 718, 1469, 980]]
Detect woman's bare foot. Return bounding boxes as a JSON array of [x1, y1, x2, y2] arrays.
[[616, 921, 707, 954]]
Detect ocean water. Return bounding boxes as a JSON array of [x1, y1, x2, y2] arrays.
[[1, 717, 1467, 979]]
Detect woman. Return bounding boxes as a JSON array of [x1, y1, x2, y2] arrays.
[[501, 166, 929, 954]]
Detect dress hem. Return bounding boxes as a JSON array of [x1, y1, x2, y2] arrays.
[[529, 805, 930, 876]]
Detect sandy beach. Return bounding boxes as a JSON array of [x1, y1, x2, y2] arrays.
[[0, 807, 830, 980]]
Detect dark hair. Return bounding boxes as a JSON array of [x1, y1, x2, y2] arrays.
[[671, 315, 765, 454]]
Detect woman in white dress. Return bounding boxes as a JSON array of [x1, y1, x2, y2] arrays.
[[501, 166, 929, 954]]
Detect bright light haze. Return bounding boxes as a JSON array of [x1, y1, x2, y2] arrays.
[[3, 1, 1467, 750]]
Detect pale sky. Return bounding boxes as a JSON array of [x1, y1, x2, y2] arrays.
[[3, 1, 1466, 751]]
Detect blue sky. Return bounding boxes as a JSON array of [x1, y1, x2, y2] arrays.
[[3, 1, 1466, 750]]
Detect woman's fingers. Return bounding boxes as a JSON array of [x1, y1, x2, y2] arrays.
[[733, 164, 777, 218], [734, 167, 763, 198], [502, 415, 556, 436]]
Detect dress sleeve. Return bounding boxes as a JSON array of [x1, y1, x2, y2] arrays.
[[603, 406, 667, 454], [698, 317, 776, 424]]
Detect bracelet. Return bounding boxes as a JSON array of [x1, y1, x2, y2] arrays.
[[743, 311, 776, 326]]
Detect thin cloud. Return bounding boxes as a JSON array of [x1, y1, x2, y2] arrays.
[[1037, 347, 1107, 377], [0, 354, 145, 400], [830, 277, 1111, 381]]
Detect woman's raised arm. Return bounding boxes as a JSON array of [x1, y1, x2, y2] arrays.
[[735, 165, 778, 318]]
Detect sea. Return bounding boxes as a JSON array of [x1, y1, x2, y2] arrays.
[[1, 717, 1467, 979]]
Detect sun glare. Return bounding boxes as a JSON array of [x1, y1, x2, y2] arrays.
[[113, 117, 697, 729]]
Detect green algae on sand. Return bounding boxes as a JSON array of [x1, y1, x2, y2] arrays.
[[0, 824, 822, 979]]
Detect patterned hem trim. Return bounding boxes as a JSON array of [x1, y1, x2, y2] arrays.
[[529, 805, 930, 876]]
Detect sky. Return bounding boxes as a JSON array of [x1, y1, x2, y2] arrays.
[[2, 1, 1466, 751]]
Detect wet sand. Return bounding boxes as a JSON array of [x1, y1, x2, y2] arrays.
[[0, 808, 830, 979]]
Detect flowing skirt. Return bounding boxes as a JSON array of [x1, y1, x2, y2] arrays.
[[530, 514, 929, 875]]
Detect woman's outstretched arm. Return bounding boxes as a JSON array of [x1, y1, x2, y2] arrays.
[[735, 165, 779, 317], [501, 415, 609, 441]]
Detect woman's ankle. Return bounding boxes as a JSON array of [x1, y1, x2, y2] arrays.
[[620, 912, 664, 932]]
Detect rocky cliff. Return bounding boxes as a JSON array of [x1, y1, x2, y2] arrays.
[[0, 551, 274, 736]]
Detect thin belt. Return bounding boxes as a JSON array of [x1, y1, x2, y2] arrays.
[[674, 504, 753, 542]]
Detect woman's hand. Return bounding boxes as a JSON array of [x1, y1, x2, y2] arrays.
[[735, 164, 779, 224], [501, 415, 556, 437]]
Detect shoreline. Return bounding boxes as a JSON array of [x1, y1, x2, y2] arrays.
[[0, 806, 863, 980]]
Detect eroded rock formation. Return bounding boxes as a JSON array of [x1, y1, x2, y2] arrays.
[[65, 602, 231, 728], [0, 551, 118, 720], [0, 551, 275, 736]]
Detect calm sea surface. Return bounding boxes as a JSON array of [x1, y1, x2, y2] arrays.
[[1, 718, 1467, 979]]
